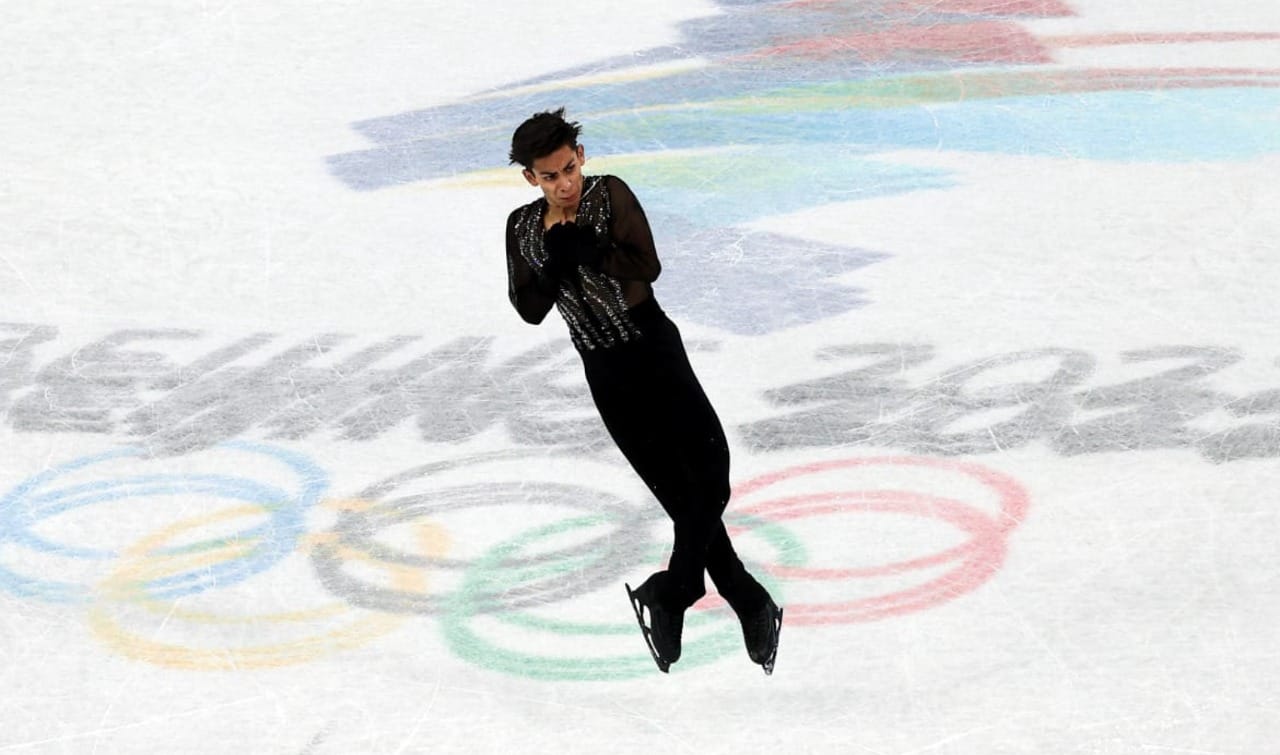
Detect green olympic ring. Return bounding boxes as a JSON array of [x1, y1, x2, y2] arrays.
[[441, 510, 803, 681]]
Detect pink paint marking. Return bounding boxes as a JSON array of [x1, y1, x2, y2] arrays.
[[791, 546, 1007, 623], [693, 456, 1031, 625], [973, 67, 1280, 95], [784, 0, 1075, 16], [730, 491, 1001, 579], [1045, 31, 1280, 48], [885, 0, 1075, 16], [745, 21, 1053, 66], [907, 56, 1280, 104], [725, 491, 1007, 625], [731, 455, 1031, 526]]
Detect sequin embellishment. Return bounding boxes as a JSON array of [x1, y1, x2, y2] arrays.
[[512, 175, 642, 351]]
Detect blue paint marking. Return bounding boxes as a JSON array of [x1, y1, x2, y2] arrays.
[[22, 474, 291, 508], [347, 0, 1068, 147], [330, 87, 1280, 191], [324, 0, 1275, 337], [861, 88, 1280, 161], [326, 86, 1280, 333], [0, 442, 328, 604], [651, 219, 890, 336], [623, 148, 957, 227], [7, 478, 291, 559]]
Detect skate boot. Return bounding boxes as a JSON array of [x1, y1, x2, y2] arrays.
[[740, 597, 783, 675], [625, 576, 685, 673]]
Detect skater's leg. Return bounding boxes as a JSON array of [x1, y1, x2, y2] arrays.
[[584, 341, 726, 611], [655, 334, 736, 608], [658, 447, 724, 609], [703, 521, 770, 614], [702, 521, 783, 672], [581, 347, 700, 667], [583, 300, 768, 668]]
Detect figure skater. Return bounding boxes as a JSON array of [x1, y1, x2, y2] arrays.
[[504, 109, 782, 674]]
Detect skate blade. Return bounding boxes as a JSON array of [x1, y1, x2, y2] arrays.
[[625, 583, 670, 674], [761, 606, 783, 676]]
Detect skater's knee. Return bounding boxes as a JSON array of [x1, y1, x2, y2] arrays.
[[679, 581, 707, 609], [710, 482, 730, 514]]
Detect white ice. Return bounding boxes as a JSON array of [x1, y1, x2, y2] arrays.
[[2, 1, 1279, 753]]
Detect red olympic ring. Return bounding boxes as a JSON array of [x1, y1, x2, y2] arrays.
[[702, 455, 1029, 625]]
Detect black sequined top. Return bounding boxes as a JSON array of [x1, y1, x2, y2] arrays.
[[506, 175, 662, 351]]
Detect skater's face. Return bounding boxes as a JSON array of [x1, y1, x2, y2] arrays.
[[524, 143, 586, 211]]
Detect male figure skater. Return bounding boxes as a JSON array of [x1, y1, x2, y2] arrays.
[[504, 109, 782, 673]]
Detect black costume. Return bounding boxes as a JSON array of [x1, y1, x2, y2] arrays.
[[505, 175, 779, 670]]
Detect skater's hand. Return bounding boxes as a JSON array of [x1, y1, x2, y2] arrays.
[[544, 221, 605, 271], [567, 222, 604, 269], [539, 223, 580, 290], [542, 222, 575, 264]]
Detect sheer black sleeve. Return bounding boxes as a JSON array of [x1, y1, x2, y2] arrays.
[[601, 176, 661, 282], [506, 208, 556, 325]]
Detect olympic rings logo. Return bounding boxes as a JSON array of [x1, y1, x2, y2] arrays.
[[0, 444, 1029, 680]]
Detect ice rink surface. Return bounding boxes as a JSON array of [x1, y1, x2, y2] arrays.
[[3, 1, 1279, 752]]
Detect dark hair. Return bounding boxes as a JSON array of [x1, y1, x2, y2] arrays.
[[508, 108, 582, 169]]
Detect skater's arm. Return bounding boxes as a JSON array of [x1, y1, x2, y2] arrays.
[[506, 209, 557, 325], [601, 175, 661, 283]]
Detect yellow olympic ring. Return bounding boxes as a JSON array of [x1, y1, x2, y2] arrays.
[[87, 499, 448, 670]]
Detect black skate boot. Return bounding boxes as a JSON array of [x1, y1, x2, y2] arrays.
[[625, 577, 685, 673], [740, 598, 783, 675]]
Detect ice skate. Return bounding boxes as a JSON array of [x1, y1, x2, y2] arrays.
[[625, 578, 684, 673], [741, 598, 783, 675]]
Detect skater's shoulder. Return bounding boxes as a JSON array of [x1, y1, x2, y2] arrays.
[[597, 173, 629, 190], [578, 173, 627, 189], [599, 174, 641, 199], [507, 198, 545, 226]]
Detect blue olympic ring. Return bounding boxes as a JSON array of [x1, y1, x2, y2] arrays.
[[0, 441, 327, 603]]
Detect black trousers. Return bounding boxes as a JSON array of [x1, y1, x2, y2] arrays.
[[580, 296, 768, 614]]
